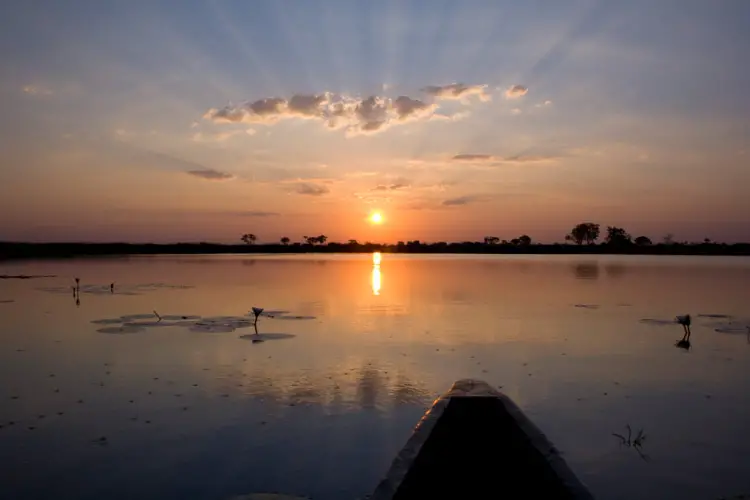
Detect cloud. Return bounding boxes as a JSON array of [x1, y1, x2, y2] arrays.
[[511, 108, 522, 115], [421, 83, 491, 102], [22, 84, 53, 96], [451, 153, 558, 165], [203, 85, 493, 136], [295, 183, 330, 196], [504, 85, 529, 99], [452, 154, 496, 162], [442, 194, 489, 206], [232, 210, 279, 217], [373, 178, 411, 191], [186, 168, 234, 180], [191, 130, 243, 143]]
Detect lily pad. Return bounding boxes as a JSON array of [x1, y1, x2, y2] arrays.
[[97, 325, 146, 334], [91, 318, 125, 325], [190, 324, 237, 333], [275, 315, 317, 321], [239, 333, 296, 341]]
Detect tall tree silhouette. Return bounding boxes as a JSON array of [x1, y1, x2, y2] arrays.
[[567, 223, 600, 245], [241, 233, 257, 245]]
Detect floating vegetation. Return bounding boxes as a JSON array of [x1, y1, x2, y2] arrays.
[[91, 307, 307, 338], [574, 304, 599, 310], [698, 313, 733, 319], [612, 424, 649, 461], [39, 282, 193, 297], [189, 324, 237, 333], [91, 318, 125, 325], [96, 325, 146, 334], [0, 299, 14, 304], [1, 274, 56, 279], [239, 333, 296, 342]]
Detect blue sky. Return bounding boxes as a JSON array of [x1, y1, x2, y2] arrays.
[[2, 0, 749, 243]]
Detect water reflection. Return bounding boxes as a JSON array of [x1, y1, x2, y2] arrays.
[[372, 252, 381, 296], [572, 262, 599, 280]]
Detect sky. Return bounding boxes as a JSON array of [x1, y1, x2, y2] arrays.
[[1, 0, 749, 244]]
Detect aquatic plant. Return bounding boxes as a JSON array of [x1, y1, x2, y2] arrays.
[[612, 424, 649, 461]]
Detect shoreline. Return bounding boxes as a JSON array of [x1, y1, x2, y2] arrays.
[[2, 242, 750, 260]]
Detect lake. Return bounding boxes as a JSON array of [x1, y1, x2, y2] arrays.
[[1, 254, 749, 500]]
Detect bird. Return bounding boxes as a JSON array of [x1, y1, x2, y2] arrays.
[[675, 314, 691, 335], [675, 314, 692, 349]]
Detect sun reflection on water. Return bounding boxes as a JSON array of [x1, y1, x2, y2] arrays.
[[372, 252, 381, 296]]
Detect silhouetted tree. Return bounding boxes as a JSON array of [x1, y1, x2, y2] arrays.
[[348, 239, 359, 245], [484, 236, 500, 245], [634, 236, 652, 246], [605, 226, 632, 246], [518, 235, 532, 246], [567, 223, 600, 245], [510, 238, 521, 246], [316, 235, 328, 245], [663, 233, 675, 245], [241, 233, 257, 245], [703, 238, 711, 244], [280, 237, 290, 246]]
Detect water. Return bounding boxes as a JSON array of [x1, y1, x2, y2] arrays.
[[1, 254, 749, 500]]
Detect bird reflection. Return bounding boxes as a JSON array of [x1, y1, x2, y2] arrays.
[[372, 252, 381, 296], [675, 314, 691, 350]]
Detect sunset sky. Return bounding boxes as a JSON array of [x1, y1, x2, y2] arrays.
[[2, 0, 749, 244]]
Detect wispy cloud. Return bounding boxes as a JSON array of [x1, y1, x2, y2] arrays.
[[372, 177, 411, 191], [442, 194, 490, 206], [294, 183, 330, 196], [504, 85, 529, 99], [186, 168, 234, 180], [191, 130, 245, 143], [230, 210, 279, 217], [421, 83, 491, 102], [452, 154, 496, 162], [22, 84, 53, 96], [451, 153, 558, 165]]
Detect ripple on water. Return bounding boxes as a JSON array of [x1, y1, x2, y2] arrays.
[[639, 318, 677, 326], [574, 304, 600, 310]]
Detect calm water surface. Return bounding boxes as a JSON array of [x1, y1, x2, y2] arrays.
[[1, 254, 749, 500]]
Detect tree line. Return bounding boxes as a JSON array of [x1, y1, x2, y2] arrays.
[[240, 223, 715, 248]]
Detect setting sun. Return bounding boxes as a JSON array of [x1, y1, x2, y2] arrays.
[[369, 212, 384, 224]]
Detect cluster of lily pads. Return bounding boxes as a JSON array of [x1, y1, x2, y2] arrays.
[[40, 282, 193, 297], [91, 307, 313, 341]]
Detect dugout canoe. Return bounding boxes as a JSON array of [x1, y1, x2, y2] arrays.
[[370, 379, 594, 500]]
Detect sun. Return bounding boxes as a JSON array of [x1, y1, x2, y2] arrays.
[[369, 212, 384, 224]]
